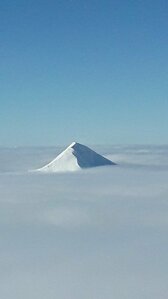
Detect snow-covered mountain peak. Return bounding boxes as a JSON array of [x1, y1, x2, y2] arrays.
[[37, 142, 116, 173], [67, 141, 77, 149]]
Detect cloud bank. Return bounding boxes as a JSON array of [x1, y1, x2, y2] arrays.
[[0, 145, 168, 299]]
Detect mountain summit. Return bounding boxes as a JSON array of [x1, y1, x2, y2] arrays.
[[37, 142, 116, 172]]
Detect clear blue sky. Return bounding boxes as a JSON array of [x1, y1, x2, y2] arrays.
[[1, 0, 168, 146]]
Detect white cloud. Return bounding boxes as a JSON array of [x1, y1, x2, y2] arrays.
[[0, 146, 168, 298]]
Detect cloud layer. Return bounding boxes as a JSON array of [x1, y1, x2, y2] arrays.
[[0, 146, 168, 299]]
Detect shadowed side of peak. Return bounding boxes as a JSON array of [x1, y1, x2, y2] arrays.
[[71, 142, 116, 168]]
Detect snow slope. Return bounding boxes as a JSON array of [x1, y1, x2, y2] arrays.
[[37, 142, 116, 172]]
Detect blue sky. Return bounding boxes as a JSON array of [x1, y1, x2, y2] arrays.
[[1, 0, 168, 146]]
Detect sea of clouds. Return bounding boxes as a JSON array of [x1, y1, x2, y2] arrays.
[[0, 145, 168, 299]]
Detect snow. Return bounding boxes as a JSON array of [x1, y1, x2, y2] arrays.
[[37, 142, 115, 172]]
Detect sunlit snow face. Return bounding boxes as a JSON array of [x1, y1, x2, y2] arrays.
[[0, 145, 168, 299]]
